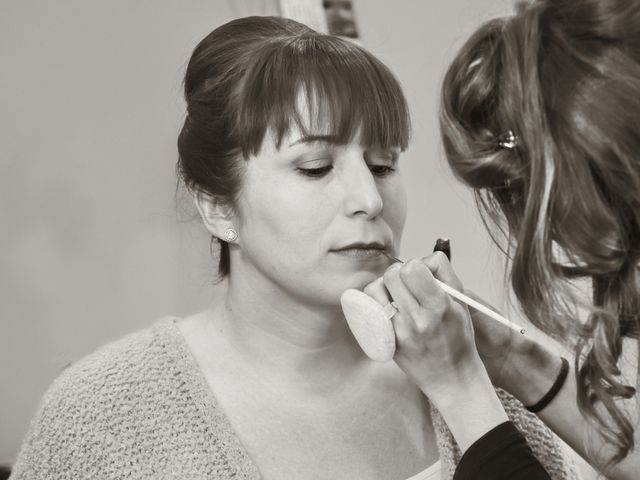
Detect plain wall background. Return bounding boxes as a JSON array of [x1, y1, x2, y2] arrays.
[[0, 1, 596, 477]]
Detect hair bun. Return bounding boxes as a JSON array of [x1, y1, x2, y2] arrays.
[[539, 0, 640, 45]]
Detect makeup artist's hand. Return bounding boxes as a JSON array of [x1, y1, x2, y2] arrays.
[[364, 252, 486, 401], [460, 292, 522, 386], [463, 291, 560, 405], [363, 252, 509, 451]]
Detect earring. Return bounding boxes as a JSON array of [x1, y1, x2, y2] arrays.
[[224, 228, 238, 242]]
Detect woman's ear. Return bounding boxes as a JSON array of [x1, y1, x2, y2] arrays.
[[194, 191, 236, 241]]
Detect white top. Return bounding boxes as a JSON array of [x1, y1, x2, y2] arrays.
[[404, 461, 441, 480]]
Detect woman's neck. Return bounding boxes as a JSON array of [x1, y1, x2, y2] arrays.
[[209, 271, 368, 394]]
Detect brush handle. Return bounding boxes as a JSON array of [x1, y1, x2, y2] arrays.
[[381, 250, 525, 334], [434, 279, 526, 335]]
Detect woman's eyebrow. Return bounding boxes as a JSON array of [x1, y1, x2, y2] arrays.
[[288, 134, 339, 147]]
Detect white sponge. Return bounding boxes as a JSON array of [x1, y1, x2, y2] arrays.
[[340, 289, 396, 362]]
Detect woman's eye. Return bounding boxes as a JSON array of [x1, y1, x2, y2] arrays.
[[368, 165, 395, 177], [296, 165, 333, 178]]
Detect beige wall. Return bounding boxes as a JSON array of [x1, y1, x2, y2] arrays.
[[0, 1, 594, 477]]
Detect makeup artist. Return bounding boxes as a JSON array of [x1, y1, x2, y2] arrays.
[[371, 0, 640, 478]]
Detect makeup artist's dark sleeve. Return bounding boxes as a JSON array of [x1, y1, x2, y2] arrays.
[[453, 421, 552, 480]]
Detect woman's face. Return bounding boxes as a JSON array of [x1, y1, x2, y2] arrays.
[[231, 122, 407, 307]]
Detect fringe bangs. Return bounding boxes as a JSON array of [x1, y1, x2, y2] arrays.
[[235, 35, 410, 156]]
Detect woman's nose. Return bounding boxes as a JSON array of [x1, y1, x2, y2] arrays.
[[343, 162, 384, 219]]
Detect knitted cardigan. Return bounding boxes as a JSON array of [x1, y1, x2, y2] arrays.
[[10, 318, 580, 480]]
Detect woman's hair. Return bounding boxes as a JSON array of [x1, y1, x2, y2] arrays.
[[177, 16, 410, 277], [440, 0, 640, 467]]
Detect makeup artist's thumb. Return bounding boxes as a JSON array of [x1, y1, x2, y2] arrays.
[[420, 252, 464, 291]]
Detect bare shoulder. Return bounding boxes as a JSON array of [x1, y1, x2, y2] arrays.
[[176, 309, 211, 341], [175, 307, 232, 370]]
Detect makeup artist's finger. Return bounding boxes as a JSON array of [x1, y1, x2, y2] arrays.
[[383, 261, 428, 328], [397, 258, 452, 312], [362, 276, 392, 306], [420, 251, 464, 291], [379, 265, 414, 343]]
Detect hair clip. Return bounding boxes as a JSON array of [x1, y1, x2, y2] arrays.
[[498, 130, 519, 149]]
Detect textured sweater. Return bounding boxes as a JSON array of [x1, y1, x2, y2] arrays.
[[10, 318, 580, 480]]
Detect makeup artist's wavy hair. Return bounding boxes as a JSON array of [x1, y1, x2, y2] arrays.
[[440, 0, 640, 467], [177, 16, 410, 277]]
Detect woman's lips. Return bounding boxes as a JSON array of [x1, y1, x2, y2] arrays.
[[331, 247, 386, 258]]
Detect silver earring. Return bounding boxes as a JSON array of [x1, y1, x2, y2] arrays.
[[224, 228, 238, 242]]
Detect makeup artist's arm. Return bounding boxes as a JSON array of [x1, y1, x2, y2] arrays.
[[373, 255, 551, 479], [466, 292, 640, 480]]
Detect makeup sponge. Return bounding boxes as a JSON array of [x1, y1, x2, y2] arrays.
[[340, 289, 396, 362]]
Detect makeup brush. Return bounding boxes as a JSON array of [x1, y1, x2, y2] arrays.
[[382, 251, 526, 335]]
